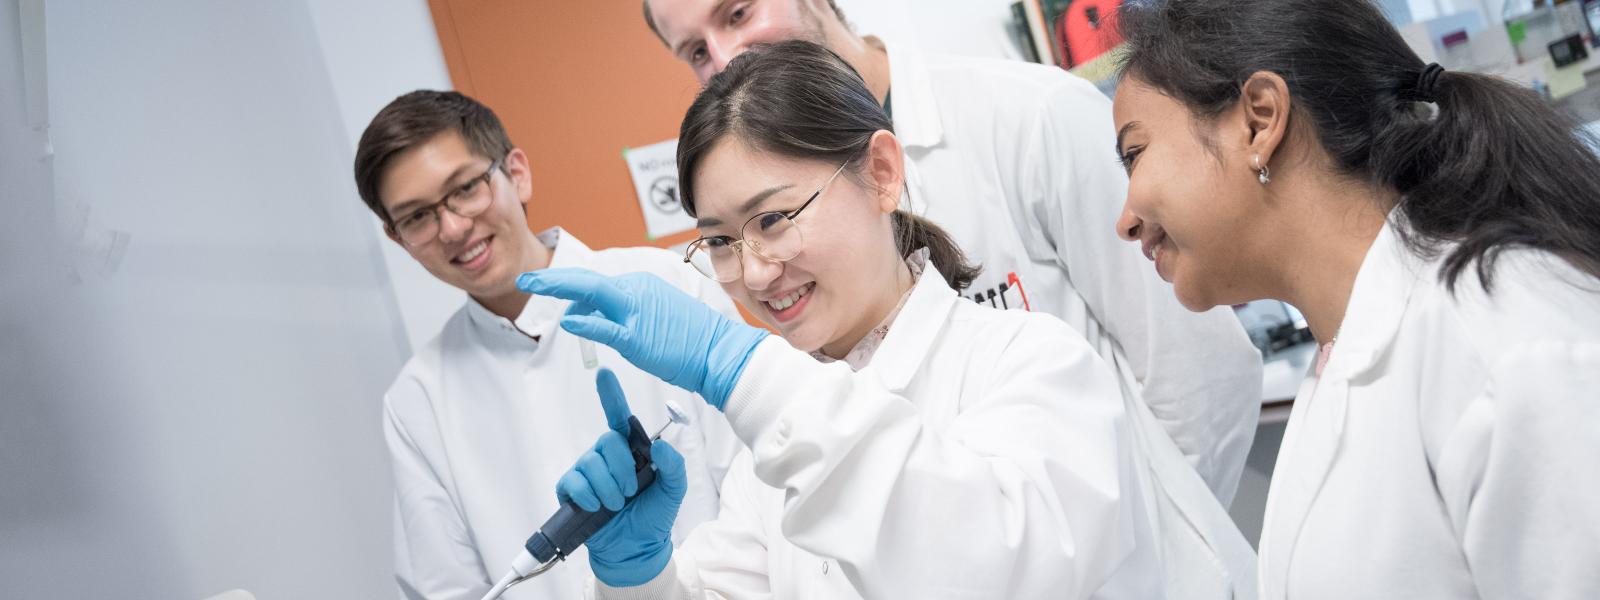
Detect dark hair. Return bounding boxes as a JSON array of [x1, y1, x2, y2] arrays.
[[1117, 0, 1600, 291], [353, 90, 514, 224], [642, 1, 849, 47], [676, 40, 981, 291]]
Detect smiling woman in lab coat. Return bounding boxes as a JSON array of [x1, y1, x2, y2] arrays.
[[1109, 0, 1600, 597], [515, 40, 1178, 599]]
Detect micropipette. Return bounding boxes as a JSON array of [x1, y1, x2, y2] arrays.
[[479, 400, 690, 600]]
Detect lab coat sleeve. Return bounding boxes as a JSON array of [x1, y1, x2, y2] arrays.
[[384, 382, 493, 600], [1433, 342, 1600, 599], [718, 324, 1140, 599], [682, 268, 749, 487], [593, 451, 775, 600], [1010, 77, 1261, 506]]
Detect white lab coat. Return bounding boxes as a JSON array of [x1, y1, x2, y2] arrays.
[[385, 229, 744, 600], [879, 39, 1263, 507], [882, 39, 1260, 598], [593, 260, 1165, 600], [1259, 219, 1600, 598]]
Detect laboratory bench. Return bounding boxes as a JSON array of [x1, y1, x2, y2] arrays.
[[1258, 341, 1318, 425]]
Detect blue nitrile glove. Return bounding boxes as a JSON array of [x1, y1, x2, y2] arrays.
[[517, 268, 768, 410], [558, 368, 688, 587]]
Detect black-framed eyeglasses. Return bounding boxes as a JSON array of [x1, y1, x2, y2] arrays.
[[683, 161, 849, 282], [388, 158, 503, 246]]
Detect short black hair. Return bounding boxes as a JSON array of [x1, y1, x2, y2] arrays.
[[353, 90, 514, 224]]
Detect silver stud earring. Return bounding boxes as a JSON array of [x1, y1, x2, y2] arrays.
[[1253, 155, 1271, 185]]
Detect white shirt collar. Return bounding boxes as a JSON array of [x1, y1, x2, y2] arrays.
[[810, 250, 928, 370], [832, 251, 960, 392], [464, 227, 594, 341], [879, 36, 945, 150]]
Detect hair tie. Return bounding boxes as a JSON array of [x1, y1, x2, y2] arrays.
[[1411, 63, 1446, 102]]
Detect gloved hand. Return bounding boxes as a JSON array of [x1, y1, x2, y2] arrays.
[[517, 268, 768, 410], [558, 368, 687, 588]]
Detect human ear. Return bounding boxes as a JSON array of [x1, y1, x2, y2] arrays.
[[863, 129, 905, 214], [504, 147, 534, 207], [1238, 71, 1292, 168]]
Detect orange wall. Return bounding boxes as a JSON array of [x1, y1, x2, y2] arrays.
[[429, 0, 704, 250]]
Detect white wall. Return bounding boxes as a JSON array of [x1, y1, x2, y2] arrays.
[[0, 0, 424, 596], [306, 0, 463, 354], [1406, 0, 1492, 24]]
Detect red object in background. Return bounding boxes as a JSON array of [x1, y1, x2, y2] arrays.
[[1006, 272, 1032, 312], [1056, 0, 1124, 68]]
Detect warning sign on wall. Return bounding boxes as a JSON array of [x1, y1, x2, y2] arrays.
[[623, 138, 696, 240]]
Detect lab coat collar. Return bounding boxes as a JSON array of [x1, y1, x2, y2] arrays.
[[863, 257, 959, 392], [1260, 216, 1430, 596], [465, 227, 594, 342], [880, 37, 945, 150], [1319, 217, 1429, 381]]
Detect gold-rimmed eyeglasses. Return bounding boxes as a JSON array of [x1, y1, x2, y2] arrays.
[[683, 161, 850, 283]]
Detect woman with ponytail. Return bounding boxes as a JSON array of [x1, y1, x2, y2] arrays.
[[1111, 0, 1600, 596], [512, 40, 1209, 598]]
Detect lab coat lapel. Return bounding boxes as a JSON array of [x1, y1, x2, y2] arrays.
[[464, 228, 596, 349], [1260, 220, 1425, 597], [865, 260, 959, 393], [1319, 220, 1424, 384]]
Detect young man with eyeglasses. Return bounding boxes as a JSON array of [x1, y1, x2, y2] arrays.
[[354, 90, 742, 600]]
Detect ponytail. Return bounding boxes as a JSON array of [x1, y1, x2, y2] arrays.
[[892, 210, 981, 291], [1370, 70, 1600, 290]]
